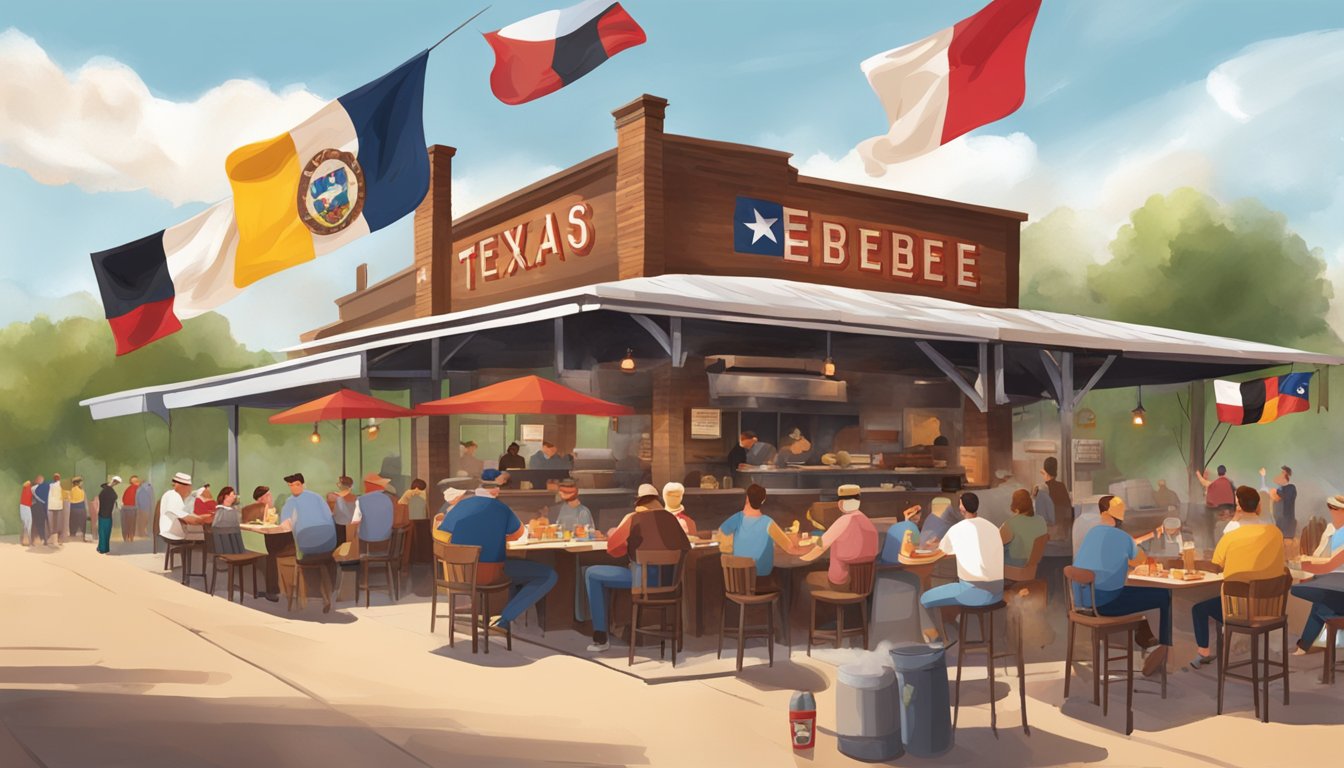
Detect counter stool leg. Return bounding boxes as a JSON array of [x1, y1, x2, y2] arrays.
[[986, 611, 998, 737], [1101, 633, 1110, 718], [1017, 613, 1029, 735], [767, 601, 775, 667], [807, 599, 815, 657], [1262, 634, 1270, 723], [1251, 630, 1260, 720], [717, 600, 727, 660], [953, 615, 966, 729], [1063, 620, 1075, 700], [736, 603, 747, 672], [1125, 627, 1134, 736], [1217, 625, 1229, 714], [1281, 626, 1290, 705], [1091, 629, 1101, 706]]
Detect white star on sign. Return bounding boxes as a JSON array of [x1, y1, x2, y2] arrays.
[[742, 208, 778, 244]]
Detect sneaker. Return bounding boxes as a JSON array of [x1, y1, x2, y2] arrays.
[[586, 640, 610, 652], [1189, 653, 1217, 671], [489, 616, 510, 631], [1143, 645, 1168, 677], [1293, 647, 1309, 657]]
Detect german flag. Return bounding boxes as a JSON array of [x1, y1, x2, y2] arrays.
[[1214, 372, 1313, 425]]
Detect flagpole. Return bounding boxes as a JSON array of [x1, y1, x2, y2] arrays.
[[429, 6, 491, 52]]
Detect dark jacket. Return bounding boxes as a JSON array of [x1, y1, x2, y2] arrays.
[[609, 501, 691, 563], [98, 484, 119, 520]]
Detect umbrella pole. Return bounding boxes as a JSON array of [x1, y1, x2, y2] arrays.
[[342, 419, 348, 477]]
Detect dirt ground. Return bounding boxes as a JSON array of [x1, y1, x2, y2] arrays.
[[0, 537, 1339, 767]]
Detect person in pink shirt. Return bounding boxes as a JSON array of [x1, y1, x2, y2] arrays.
[[801, 484, 878, 595]]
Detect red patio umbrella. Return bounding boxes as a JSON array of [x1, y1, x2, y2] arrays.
[[270, 389, 417, 476], [415, 375, 634, 416]]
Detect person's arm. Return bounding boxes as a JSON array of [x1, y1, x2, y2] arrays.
[[1126, 536, 1147, 567], [768, 520, 808, 555], [433, 511, 453, 544], [1303, 547, 1344, 575], [606, 513, 636, 557], [506, 512, 526, 542], [1000, 520, 1014, 545], [1196, 470, 1211, 489], [1132, 523, 1163, 545], [801, 519, 836, 561], [1208, 535, 1229, 574]]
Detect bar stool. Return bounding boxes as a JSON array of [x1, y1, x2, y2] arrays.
[[431, 541, 512, 653], [1217, 574, 1291, 722], [1062, 566, 1163, 736], [717, 556, 785, 671], [630, 550, 686, 667], [952, 600, 1029, 736], [807, 561, 877, 655], [288, 552, 336, 613], [358, 526, 408, 607], [1323, 617, 1344, 685]]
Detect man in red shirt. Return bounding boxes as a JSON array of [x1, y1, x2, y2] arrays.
[[121, 476, 141, 542], [1197, 465, 1236, 547]]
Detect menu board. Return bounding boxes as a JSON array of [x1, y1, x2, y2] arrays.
[[690, 408, 721, 439], [1073, 439, 1104, 465], [520, 424, 546, 443]]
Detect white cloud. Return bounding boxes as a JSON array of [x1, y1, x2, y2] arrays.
[[0, 28, 326, 206], [798, 29, 1344, 324]]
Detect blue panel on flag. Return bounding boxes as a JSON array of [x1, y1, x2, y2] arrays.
[[733, 196, 784, 256], [1279, 372, 1312, 399]]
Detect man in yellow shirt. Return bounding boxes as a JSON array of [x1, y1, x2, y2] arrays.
[[1189, 485, 1285, 669]]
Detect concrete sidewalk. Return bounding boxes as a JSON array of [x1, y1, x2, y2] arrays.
[[1, 538, 1341, 767]]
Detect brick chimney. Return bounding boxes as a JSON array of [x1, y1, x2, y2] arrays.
[[355, 263, 368, 292], [413, 144, 455, 318], [613, 94, 667, 279]]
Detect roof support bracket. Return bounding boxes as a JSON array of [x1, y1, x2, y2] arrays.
[[631, 314, 673, 357], [994, 344, 1009, 406], [440, 333, 474, 370], [1039, 350, 1064, 403], [1073, 354, 1117, 411], [916, 341, 987, 412], [670, 317, 686, 367]]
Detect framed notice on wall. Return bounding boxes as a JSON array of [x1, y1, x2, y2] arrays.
[[520, 424, 545, 443], [690, 408, 721, 439], [1073, 439, 1104, 465]]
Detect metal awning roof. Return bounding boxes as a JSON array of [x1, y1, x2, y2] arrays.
[[80, 274, 1342, 419]]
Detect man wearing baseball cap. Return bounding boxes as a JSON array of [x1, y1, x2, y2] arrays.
[[585, 483, 690, 652], [800, 484, 878, 599], [96, 476, 121, 554], [1290, 494, 1344, 655]]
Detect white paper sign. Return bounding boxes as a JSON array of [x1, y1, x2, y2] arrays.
[[521, 424, 545, 443], [690, 408, 721, 439]]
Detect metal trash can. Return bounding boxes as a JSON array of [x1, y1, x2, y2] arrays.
[[890, 643, 953, 758], [835, 663, 902, 762]]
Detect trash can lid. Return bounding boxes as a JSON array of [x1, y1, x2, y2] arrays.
[[837, 663, 895, 689], [889, 643, 944, 669]]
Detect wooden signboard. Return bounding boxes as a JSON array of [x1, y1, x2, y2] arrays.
[[690, 408, 721, 439]]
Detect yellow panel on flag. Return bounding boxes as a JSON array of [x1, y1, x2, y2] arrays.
[[226, 133, 316, 288]]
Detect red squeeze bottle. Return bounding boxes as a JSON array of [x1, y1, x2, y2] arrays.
[[789, 691, 816, 750]]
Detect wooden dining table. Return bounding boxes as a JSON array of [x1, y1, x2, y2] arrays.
[[240, 523, 296, 599]]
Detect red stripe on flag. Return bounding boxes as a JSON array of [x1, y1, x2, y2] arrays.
[[1215, 403, 1244, 424], [484, 32, 562, 105], [595, 3, 647, 57], [942, 0, 1042, 144], [107, 297, 182, 356]]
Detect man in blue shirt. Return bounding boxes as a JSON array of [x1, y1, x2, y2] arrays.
[[278, 473, 338, 558], [1260, 465, 1298, 539], [919, 496, 959, 547], [353, 473, 395, 550], [1073, 495, 1167, 676], [878, 503, 924, 564], [719, 484, 809, 591], [735, 431, 777, 469], [529, 441, 572, 470], [545, 478, 593, 532], [435, 481, 557, 631]]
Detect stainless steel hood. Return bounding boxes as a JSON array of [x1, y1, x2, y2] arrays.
[[707, 372, 848, 403]]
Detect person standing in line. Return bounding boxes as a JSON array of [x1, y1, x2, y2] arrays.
[[1260, 465, 1298, 540], [135, 475, 155, 540], [30, 474, 48, 546], [68, 477, 88, 543], [19, 480, 33, 546], [458, 440, 484, 480], [46, 473, 65, 545], [1196, 464, 1236, 547], [120, 476, 140, 542], [96, 476, 121, 554], [1039, 457, 1072, 541], [1000, 489, 1048, 568]]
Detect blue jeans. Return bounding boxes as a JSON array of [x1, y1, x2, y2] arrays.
[[1191, 596, 1222, 649], [584, 564, 673, 634], [920, 579, 1004, 609], [1291, 574, 1344, 650], [97, 518, 113, 553], [1098, 586, 1172, 646], [500, 559, 557, 626]]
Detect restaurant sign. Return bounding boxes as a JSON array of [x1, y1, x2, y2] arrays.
[[456, 201, 596, 292], [732, 195, 983, 291]]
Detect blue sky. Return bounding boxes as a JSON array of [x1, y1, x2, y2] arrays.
[[2, 0, 1342, 348]]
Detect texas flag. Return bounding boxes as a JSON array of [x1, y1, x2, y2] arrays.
[[1215, 372, 1313, 425], [485, 1, 646, 105], [733, 196, 785, 256], [857, 0, 1041, 175]]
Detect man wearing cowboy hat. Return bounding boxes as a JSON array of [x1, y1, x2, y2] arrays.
[[800, 484, 878, 598], [159, 472, 205, 542], [351, 472, 396, 554]]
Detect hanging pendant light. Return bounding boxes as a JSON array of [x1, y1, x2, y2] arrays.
[[366, 417, 379, 440], [1131, 386, 1147, 426], [310, 424, 322, 444], [822, 332, 836, 377], [620, 348, 636, 373]]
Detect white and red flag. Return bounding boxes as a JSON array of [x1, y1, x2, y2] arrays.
[[857, 0, 1041, 175], [485, 0, 646, 105]]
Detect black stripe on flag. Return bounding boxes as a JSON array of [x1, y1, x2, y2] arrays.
[[90, 230, 175, 319], [1239, 379, 1266, 425], [552, 3, 616, 85]]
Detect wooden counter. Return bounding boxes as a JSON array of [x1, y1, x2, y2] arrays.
[[734, 466, 965, 491]]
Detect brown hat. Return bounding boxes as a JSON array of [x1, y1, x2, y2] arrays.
[[363, 472, 391, 489]]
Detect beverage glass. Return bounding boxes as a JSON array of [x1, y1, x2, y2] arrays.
[[1182, 540, 1196, 572]]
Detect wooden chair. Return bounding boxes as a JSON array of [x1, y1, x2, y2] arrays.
[[1004, 533, 1049, 583], [1062, 565, 1162, 736], [717, 555, 785, 671], [1323, 617, 1344, 685], [952, 599, 1028, 737], [163, 535, 205, 587], [807, 560, 877, 656], [805, 501, 842, 532], [630, 550, 687, 667], [1299, 517, 1327, 559], [204, 524, 265, 604], [431, 541, 512, 653], [358, 525, 408, 607], [287, 552, 336, 614], [1218, 574, 1291, 722]]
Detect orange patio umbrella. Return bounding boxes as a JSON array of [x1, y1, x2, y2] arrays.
[[415, 375, 634, 416], [270, 389, 416, 476]]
